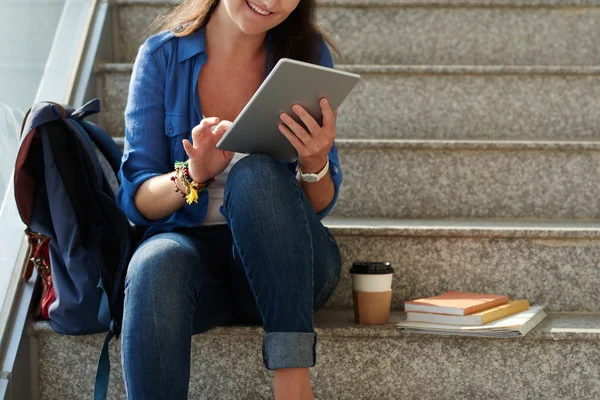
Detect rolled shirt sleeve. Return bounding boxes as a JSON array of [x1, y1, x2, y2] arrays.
[[116, 37, 209, 229]]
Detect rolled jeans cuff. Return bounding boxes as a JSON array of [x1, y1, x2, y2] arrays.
[[262, 332, 317, 370]]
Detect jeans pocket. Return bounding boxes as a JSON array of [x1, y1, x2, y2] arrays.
[[314, 274, 340, 311]]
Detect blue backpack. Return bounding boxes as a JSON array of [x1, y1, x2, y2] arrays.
[[13, 99, 142, 398]]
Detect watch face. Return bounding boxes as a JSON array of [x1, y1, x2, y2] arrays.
[[303, 174, 318, 183]]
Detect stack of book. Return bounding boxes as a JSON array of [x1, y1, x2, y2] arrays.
[[397, 291, 547, 338]]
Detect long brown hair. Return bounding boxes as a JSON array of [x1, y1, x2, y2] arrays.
[[149, 0, 341, 69]]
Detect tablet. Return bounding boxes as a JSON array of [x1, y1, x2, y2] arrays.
[[216, 58, 360, 162]]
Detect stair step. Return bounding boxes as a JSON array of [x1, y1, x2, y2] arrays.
[[334, 139, 600, 220], [336, 139, 600, 220], [325, 217, 600, 312], [113, 0, 600, 66], [97, 63, 600, 141], [70, 152, 600, 311], [109, 136, 600, 220], [109, 134, 600, 220], [29, 309, 600, 399]]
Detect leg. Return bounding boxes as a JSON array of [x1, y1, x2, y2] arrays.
[[221, 154, 342, 371], [121, 230, 235, 400]]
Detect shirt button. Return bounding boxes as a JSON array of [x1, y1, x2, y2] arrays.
[[332, 166, 338, 174], [168, 126, 174, 133]]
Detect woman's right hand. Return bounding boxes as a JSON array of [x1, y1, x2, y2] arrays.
[[182, 117, 235, 182]]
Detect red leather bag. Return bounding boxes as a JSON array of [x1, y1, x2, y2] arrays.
[[23, 228, 56, 319]]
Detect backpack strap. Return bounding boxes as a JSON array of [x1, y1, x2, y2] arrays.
[[94, 276, 114, 400], [80, 120, 122, 177], [71, 98, 100, 121], [94, 326, 115, 400], [96, 277, 111, 328], [70, 98, 122, 175]]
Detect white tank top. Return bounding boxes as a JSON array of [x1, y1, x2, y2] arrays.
[[200, 115, 248, 225]]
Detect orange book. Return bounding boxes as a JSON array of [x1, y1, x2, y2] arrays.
[[404, 291, 509, 316]]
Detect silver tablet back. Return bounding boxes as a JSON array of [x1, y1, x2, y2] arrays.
[[216, 58, 360, 162]]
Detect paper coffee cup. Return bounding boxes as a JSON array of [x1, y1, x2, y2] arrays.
[[350, 262, 394, 325]]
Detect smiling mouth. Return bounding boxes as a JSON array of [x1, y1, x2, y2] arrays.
[[246, 0, 272, 16]]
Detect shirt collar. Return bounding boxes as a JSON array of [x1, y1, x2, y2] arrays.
[[177, 27, 274, 63], [178, 28, 206, 63]]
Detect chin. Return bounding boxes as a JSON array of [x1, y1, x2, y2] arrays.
[[235, 22, 271, 36], [235, 13, 285, 36]]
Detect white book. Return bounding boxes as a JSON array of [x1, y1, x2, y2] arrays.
[[397, 305, 547, 338]]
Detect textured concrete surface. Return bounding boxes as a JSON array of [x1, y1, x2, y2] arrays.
[[337, 65, 600, 140], [106, 131, 600, 220], [97, 64, 600, 140], [317, 4, 600, 66], [115, 2, 174, 65], [333, 140, 600, 220], [107, 133, 600, 220], [325, 217, 600, 238], [30, 309, 600, 399], [114, 0, 600, 66], [325, 220, 600, 311], [95, 65, 130, 138]]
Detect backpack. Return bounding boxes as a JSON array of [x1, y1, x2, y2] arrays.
[[13, 99, 142, 398]]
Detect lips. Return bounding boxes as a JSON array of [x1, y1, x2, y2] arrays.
[[246, 0, 272, 16]]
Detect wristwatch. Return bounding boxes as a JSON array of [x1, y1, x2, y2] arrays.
[[297, 159, 330, 183]]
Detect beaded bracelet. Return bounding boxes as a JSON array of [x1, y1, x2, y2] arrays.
[[170, 174, 188, 199], [172, 160, 215, 205]]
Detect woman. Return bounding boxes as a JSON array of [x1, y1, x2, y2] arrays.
[[116, 0, 344, 398]]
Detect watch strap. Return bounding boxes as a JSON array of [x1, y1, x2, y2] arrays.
[[297, 159, 330, 182]]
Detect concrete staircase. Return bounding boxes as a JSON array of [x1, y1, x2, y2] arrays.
[[29, 0, 600, 399]]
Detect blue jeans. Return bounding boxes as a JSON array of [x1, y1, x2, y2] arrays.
[[120, 154, 343, 399]]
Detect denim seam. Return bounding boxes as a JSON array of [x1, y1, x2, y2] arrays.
[[314, 274, 338, 311], [290, 174, 315, 316]]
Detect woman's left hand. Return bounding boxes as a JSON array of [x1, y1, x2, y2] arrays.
[[278, 97, 338, 173]]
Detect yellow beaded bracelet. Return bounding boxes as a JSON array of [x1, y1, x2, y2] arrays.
[[172, 161, 215, 205]]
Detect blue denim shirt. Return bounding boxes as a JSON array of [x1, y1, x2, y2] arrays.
[[116, 28, 343, 236]]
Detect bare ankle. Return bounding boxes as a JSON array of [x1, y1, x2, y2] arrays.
[[273, 368, 314, 400]]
